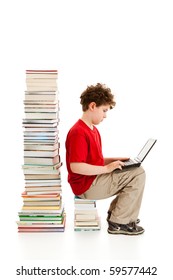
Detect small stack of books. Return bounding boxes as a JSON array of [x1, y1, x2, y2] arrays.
[[74, 197, 101, 231], [17, 70, 66, 232]]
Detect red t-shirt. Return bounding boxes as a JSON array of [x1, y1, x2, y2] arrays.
[[65, 119, 104, 195]]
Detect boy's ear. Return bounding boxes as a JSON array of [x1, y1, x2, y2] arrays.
[[89, 102, 96, 111]]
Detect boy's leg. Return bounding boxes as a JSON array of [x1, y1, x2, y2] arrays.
[[108, 167, 145, 224], [80, 166, 146, 225]]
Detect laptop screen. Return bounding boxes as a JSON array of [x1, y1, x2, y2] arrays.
[[136, 139, 157, 162]]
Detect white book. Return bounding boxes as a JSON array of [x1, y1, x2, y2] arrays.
[[23, 169, 60, 175], [25, 178, 61, 183], [25, 112, 58, 120], [24, 128, 58, 132], [25, 185, 61, 191], [75, 214, 97, 221], [24, 150, 59, 158], [24, 131, 58, 136], [24, 155, 60, 165], [74, 209, 97, 215], [26, 191, 61, 195], [74, 220, 100, 226], [24, 142, 59, 151], [22, 162, 62, 170], [24, 107, 58, 112]]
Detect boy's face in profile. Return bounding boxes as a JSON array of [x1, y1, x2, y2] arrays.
[[90, 103, 110, 125]]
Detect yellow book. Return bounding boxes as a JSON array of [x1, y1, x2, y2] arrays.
[[22, 206, 60, 210]]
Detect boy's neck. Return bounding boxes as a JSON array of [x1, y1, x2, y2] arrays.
[[80, 114, 94, 130]]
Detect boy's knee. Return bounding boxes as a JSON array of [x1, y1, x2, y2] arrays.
[[132, 166, 146, 186], [136, 166, 145, 176], [137, 166, 146, 185]]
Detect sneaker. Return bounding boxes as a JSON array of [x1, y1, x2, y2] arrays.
[[107, 211, 140, 224], [107, 221, 145, 235]]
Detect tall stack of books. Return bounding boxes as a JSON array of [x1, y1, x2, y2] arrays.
[[17, 70, 66, 232], [74, 197, 101, 231]]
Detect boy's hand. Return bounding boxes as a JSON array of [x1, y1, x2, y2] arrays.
[[105, 160, 125, 172]]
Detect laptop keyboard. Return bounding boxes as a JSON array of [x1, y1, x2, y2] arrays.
[[124, 159, 135, 166]]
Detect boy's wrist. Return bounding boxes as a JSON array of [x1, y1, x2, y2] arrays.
[[103, 165, 109, 174]]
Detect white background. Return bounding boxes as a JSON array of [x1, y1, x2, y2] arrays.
[[0, 0, 173, 279]]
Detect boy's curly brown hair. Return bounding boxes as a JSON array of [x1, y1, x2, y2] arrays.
[[80, 83, 116, 112]]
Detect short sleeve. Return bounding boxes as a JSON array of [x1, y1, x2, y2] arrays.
[[67, 132, 88, 163]]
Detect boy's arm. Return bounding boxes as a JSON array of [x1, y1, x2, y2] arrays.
[[70, 161, 125, 176]]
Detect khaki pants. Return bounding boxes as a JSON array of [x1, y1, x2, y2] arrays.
[[79, 166, 146, 224]]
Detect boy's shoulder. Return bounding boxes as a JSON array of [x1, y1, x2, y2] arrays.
[[70, 119, 99, 133], [66, 120, 101, 144], [69, 119, 87, 135]]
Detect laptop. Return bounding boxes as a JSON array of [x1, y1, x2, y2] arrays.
[[123, 138, 157, 168]]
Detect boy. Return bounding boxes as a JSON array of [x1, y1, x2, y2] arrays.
[[65, 83, 146, 235]]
